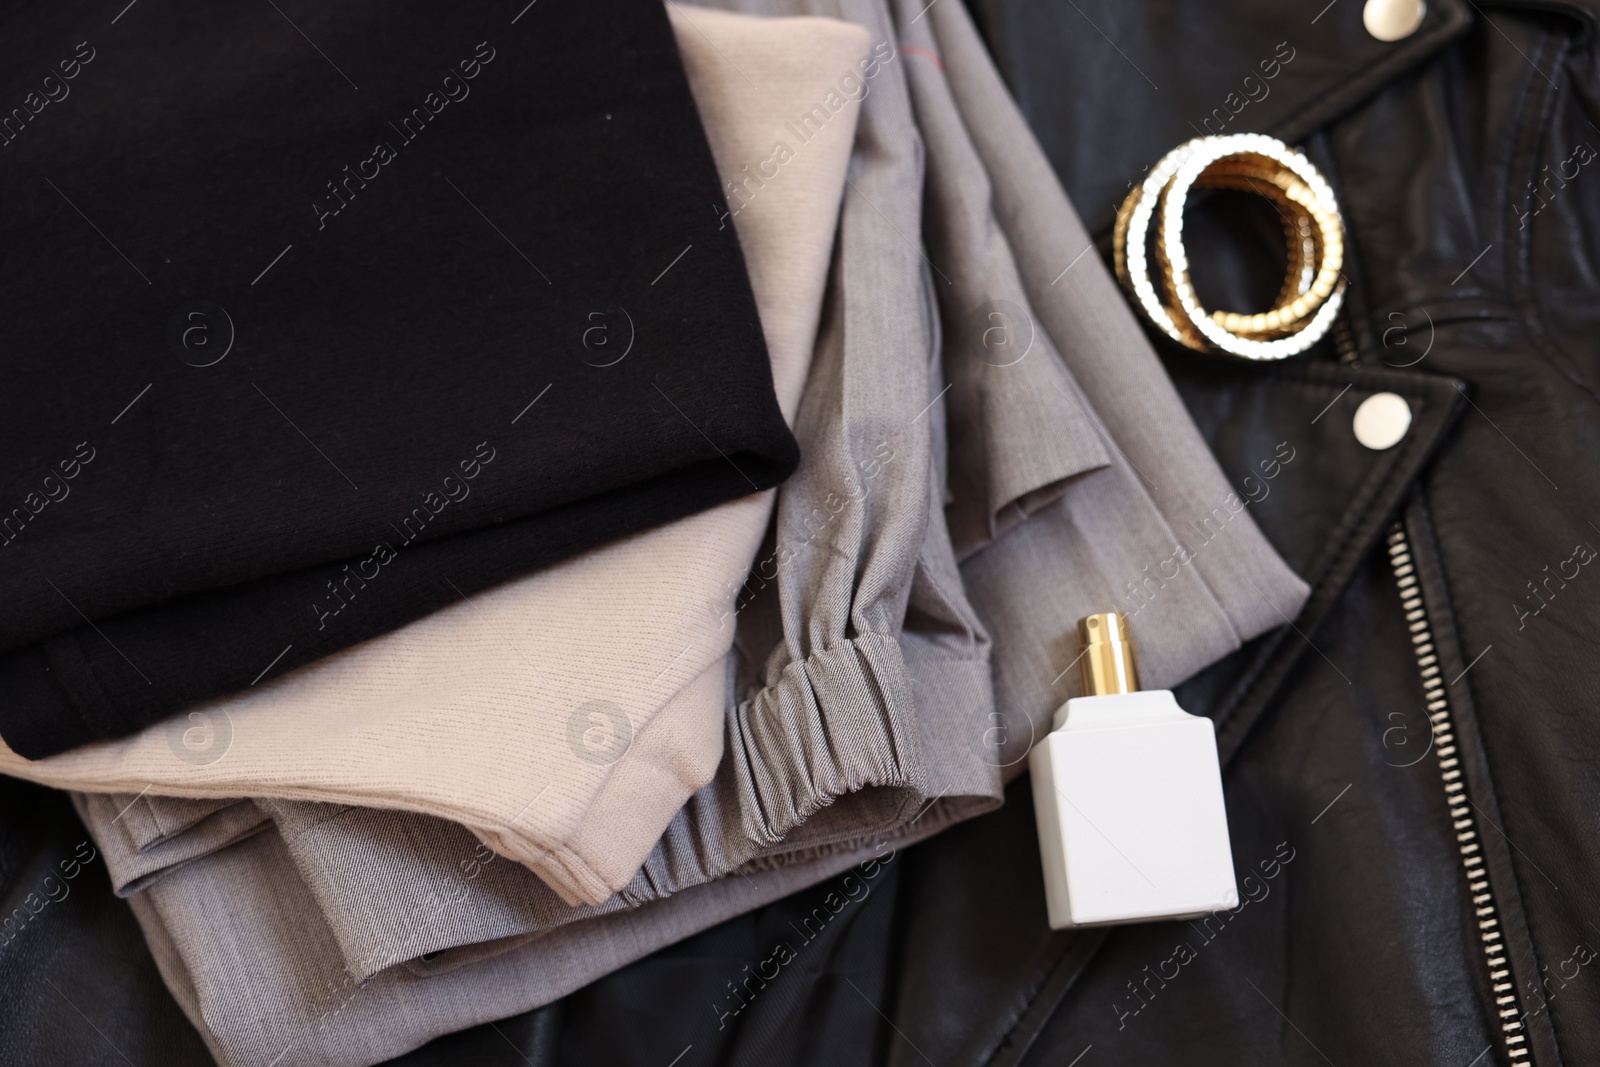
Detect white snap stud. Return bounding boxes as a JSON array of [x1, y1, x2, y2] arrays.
[[1353, 391, 1412, 450], [1364, 0, 1426, 42]]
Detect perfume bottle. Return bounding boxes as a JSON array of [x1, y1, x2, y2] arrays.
[[1029, 612, 1238, 929]]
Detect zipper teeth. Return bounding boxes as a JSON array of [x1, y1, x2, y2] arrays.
[[1385, 523, 1531, 1063], [1332, 311, 1360, 364]]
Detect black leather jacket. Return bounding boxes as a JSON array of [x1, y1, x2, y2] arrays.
[[4, 2, 1596, 1065], [916, 2, 1600, 1064]]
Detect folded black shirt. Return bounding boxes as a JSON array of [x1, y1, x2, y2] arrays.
[[0, 0, 795, 757]]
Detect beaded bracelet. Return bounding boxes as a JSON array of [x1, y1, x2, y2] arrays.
[[1114, 133, 1346, 360]]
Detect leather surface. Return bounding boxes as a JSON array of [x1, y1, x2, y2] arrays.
[[4, 2, 1600, 1065], [0, 777, 213, 1066]]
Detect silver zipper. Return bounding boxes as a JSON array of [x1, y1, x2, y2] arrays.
[[1332, 311, 1360, 364], [1385, 523, 1530, 1063]]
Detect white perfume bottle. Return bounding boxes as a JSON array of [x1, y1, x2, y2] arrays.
[[1029, 612, 1238, 929]]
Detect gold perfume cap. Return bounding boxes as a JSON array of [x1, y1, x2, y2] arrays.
[[1077, 612, 1141, 696]]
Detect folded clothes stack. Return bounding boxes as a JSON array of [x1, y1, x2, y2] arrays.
[[2, 1, 1312, 1064]]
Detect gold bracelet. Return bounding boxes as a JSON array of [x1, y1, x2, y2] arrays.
[[1192, 161, 1321, 333], [1155, 162, 1321, 343], [1114, 134, 1346, 360]]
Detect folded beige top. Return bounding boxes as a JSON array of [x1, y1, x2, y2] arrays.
[[0, 5, 871, 908]]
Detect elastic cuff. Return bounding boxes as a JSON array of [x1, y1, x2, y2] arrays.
[[732, 630, 928, 848]]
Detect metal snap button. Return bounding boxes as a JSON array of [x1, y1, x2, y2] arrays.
[[1364, 0, 1426, 42], [1353, 392, 1412, 450]]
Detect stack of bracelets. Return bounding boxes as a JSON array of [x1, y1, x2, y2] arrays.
[[1113, 133, 1346, 361]]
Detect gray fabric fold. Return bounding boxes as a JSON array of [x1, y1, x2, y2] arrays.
[[101, 793, 238, 850], [894, 0, 1311, 771], [128, 824, 917, 1067], [75, 792, 268, 897]]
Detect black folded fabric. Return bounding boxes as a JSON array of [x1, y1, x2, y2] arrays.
[[0, 0, 793, 757]]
